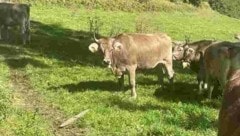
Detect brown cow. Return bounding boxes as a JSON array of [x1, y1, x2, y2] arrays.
[[218, 46, 240, 136], [203, 42, 240, 135], [89, 33, 174, 98], [218, 70, 240, 136], [204, 41, 240, 99], [172, 40, 216, 94]]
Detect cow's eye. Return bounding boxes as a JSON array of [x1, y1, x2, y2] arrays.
[[99, 45, 105, 52]]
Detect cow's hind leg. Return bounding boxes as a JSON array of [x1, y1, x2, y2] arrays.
[[206, 75, 214, 99], [127, 65, 137, 98], [163, 61, 175, 85], [157, 64, 165, 88], [162, 61, 174, 91]]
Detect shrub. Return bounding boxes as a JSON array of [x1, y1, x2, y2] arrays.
[[209, 0, 240, 19]]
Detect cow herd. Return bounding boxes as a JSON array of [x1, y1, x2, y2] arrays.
[[0, 2, 240, 136], [89, 33, 240, 136]]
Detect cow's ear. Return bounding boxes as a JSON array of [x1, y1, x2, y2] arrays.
[[88, 43, 99, 53], [113, 42, 123, 51]]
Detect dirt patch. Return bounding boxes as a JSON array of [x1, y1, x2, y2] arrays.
[[10, 69, 87, 136]]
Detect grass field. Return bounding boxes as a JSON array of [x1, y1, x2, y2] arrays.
[[0, 3, 240, 136]]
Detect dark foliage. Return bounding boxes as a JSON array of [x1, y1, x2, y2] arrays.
[[209, 0, 240, 19]]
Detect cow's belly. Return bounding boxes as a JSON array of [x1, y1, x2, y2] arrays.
[[137, 57, 165, 69]]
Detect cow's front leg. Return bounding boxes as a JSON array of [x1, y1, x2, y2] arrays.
[[118, 74, 124, 91], [128, 65, 137, 98], [198, 59, 206, 95], [197, 73, 204, 95]]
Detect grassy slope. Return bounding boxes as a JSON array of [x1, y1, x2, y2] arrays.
[[1, 4, 240, 136]]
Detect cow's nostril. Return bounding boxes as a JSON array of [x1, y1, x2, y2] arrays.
[[103, 60, 110, 65]]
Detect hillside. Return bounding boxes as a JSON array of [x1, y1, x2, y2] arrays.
[[0, 3, 240, 136]]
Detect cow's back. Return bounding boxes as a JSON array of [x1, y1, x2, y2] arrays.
[[116, 33, 172, 68], [190, 40, 215, 54]]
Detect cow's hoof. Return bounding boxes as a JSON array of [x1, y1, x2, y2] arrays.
[[130, 95, 137, 100]]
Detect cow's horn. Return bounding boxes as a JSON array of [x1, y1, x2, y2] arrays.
[[89, 43, 99, 53], [93, 33, 99, 43]]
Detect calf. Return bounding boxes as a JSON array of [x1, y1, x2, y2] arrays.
[[172, 40, 216, 94], [0, 3, 30, 44], [89, 33, 174, 98]]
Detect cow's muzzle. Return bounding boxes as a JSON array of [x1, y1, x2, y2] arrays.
[[103, 59, 110, 65], [103, 59, 112, 68]]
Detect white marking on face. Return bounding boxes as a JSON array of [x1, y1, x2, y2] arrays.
[[182, 62, 190, 69]]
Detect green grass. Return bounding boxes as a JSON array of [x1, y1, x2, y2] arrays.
[[1, 3, 240, 136], [0, 45, 51, 136]]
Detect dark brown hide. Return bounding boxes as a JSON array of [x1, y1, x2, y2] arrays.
[[172, 40, 216, 94], [218, 70, 240, 136], [204, 42, 240, 99]]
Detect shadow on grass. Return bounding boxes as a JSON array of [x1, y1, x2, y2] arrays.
[[154, 81, 222, 108], [109, 95, 170, 112], [0, 44, 49, 69], [49, 80, 119, 92], [0, 20, 104, 67], [6, 57, 49, 69], [154, 82, 201, 103], [27, 21, 104, 67]]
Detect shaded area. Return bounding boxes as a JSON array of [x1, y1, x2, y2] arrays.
[[49, 80, 119, 93], [0, 20, 104, 68], [0, 44, 49, 69], [108, 95, 169, 112], [28, 21, 103, 67], [155, 82, 201, 102], [6, 57, 49, 69], [154, 82, 221, 108]]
